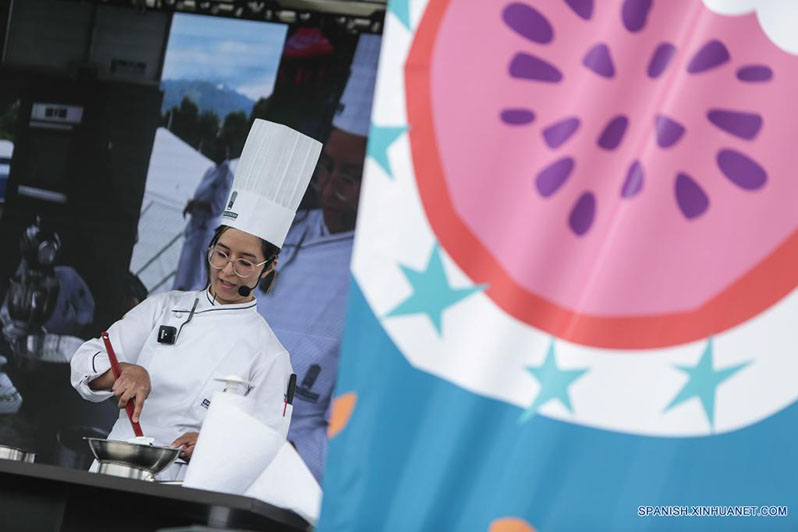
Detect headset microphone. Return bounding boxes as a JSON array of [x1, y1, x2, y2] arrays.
[[236, 257, 274, 298]]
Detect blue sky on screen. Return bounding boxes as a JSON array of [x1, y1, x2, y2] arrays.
[[162, 13, 287, 100]]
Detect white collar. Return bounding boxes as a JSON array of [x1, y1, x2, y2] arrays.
[[182, 288, 259, 313]]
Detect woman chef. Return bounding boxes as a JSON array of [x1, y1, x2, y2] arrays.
[[70, 120, 321, 480]]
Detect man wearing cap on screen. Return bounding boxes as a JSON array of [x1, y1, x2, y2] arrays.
[[257, 34, 381, 483]]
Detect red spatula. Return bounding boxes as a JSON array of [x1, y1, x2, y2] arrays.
[[101, 331, 144, 437]]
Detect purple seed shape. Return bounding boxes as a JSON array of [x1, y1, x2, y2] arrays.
[[655, 115, 685, 148], [569, 192, 596, 236], [597, 115, 628, 150], [536, 157, 574, 197], [687, 40, 730, 74], [622, 0, 653, 32], [565, 0, 593, 20], [501, 108, 536, 125], [583, 43, 615, 78], [510, 53, 563, 82], [503, 3, 554, 44], [648, 42, 676, 78], [543, 117, 580, 148], [737, 65, 773, 82], [717, 149, 767, 190], [621, 161, 644, 198], [675, 173, 709, 219], [707, 109, 762, 140]]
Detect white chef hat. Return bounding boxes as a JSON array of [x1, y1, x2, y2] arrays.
[[332, 34, 382, 137], [221, 120, 321, 248]]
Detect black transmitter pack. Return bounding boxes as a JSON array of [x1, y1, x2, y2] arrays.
[[157, 325, 177, 345]]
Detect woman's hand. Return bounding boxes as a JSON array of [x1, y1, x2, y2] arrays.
[[112, 363, 151, 423], [172, 432, 199, 461]]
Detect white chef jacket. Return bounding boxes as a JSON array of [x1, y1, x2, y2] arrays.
[[70, 288, 293, 479]]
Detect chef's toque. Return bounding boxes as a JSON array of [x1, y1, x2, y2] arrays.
[[221, 120, 321, 248], [332, 34, 382, 137]]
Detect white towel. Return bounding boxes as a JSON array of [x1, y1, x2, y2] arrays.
[[183, 392, 285, 494], [245, 441, 323, 525]]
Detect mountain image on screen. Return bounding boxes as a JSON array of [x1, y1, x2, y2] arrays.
[[161, 79, 256, 119]]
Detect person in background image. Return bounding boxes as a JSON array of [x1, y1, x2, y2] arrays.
[[45, 266, 94, 338], [257, 33, 382, 483], [173, 137, 236, 291], [0, 219, 95, 343]]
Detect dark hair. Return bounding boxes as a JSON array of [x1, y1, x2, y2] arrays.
[[206, 225, 280, 292]]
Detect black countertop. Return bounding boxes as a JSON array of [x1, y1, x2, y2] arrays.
[[0, 458, 310, 532]]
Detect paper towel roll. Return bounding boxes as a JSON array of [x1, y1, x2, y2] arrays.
[[183, 392, 285, 494], [245, 441, 322, 525]]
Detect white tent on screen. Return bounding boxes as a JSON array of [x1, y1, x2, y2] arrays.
[[129, 127, 212, 294]]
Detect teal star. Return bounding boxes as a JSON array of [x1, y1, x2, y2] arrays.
[[388, 0, 412, 29], [385, 244, 486, 335], [368, 124, 407, 178], [520, 341, 588, 422], [664, 338, 748, 429]]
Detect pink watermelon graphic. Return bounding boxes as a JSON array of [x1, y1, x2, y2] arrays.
[[405, 0, 798, 349]]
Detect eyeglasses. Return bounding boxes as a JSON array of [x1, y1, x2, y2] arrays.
[[207, 248, 268, 278], [311, 154, 362, 202]]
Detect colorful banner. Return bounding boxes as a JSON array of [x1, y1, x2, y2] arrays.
[[320, 0, 798, 530]]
